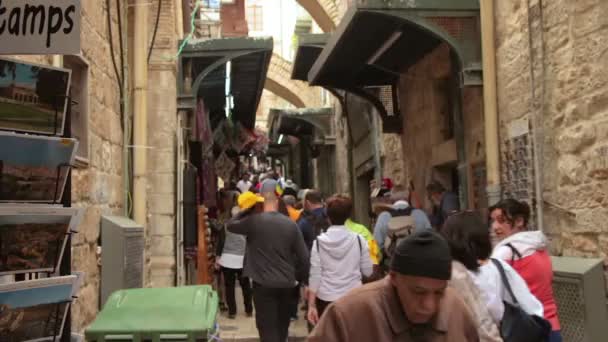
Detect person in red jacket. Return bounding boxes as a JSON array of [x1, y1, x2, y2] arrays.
[[490, 199, 562, 342]]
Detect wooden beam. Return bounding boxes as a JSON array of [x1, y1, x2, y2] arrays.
[[197, 206, 212, 284]]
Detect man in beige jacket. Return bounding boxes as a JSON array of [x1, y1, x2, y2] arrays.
[[308, 231, 479, 342]]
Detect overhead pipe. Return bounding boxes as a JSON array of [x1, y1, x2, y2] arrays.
[[133, 0, 148, 226], [480, 0, 501, 206]]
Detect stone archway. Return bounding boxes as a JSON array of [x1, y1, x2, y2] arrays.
[[265, 53, 322, 108], [296, 0, 341, 32]]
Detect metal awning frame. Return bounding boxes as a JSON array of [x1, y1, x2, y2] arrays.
[[302, 1, 482, 134], [177, 37, 273, 129], [268, 108, 335, 145]]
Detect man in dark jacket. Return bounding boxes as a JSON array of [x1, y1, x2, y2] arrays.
[[426, 182, 460, 229], [228, 192, 310, 342], [297, 190, 328, 251]]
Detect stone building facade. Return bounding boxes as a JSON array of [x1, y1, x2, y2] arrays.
[[495, 0, 608, 265]]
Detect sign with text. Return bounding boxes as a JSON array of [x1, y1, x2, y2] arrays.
[[0, 0, 80, 54]]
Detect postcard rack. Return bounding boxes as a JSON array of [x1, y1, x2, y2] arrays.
[[0, 99, 76, 342]]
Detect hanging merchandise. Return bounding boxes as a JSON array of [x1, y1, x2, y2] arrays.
[[201, 157, 217, 209], [194, 98, 213, 149], [214, 151, 235, 184], [231, 122, 256, 154], [212, 121, 227, 148], [250, 127, 270, 154]]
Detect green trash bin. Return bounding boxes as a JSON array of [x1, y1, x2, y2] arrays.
[[85, 285, 219, 342]]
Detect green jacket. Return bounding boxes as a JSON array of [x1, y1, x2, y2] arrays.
[[345, 219, 381, 264]]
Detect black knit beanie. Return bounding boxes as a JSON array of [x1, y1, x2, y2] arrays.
[[390, 230, 452, 280]]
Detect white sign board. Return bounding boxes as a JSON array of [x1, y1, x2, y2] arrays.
[[0, 0, 81, 54]]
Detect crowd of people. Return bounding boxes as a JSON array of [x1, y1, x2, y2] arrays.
[[212, 171, 561, 342]]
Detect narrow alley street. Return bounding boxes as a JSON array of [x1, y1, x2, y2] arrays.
[[0, 0, 607, 342]]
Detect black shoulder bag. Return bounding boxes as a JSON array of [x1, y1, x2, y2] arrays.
[[490, 259, 551, 342]]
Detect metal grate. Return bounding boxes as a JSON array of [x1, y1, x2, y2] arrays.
[[553, 281, 586, 342], [426, 17, 478, 44], [377, 85, 396, 115], [501, 117, 538, 228], [124, 233, 144, 289]]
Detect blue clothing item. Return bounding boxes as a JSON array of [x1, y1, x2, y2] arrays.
[[429, 191, 460, 228], [297, 207, 326, 251], [548, 331, 562, 342], [373, 203, 432, 251]]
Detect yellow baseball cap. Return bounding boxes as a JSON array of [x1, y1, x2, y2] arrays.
[[238, 191, 264, 210]]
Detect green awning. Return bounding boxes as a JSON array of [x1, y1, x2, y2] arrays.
[[268, 108, 334, 144], [308, 0, 481, 88], [177, 37, 273, 129], [266, 143, 291, 157], [291, 34, 330, 81]]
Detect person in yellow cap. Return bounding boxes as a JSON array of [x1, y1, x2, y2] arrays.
[[237, 191, 265, 213], [228, 190, 309, 342]]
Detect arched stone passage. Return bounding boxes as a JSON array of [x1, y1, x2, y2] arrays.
[[296, 0, 340, 32], [265, 53, 322, 108]]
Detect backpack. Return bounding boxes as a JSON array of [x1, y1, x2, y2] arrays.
[[301, 209, 331, 239], [384, 208, 415, 259]]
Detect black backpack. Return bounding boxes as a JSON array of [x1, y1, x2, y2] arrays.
[[301, 210, 330, 238]]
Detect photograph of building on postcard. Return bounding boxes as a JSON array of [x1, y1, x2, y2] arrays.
[[0, 58, 70, 135], [0, 208, 81, 275], [0, 133, 77, 202], [0, 277, 75, 341]]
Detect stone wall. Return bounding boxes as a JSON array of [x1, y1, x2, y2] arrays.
[[381, 134, 406, 187], [333, 96, 351, 195], [495, 1, 608, 265], [398, 44, 454, 203], [398, 44, 486, 207], [266, 53, 324, 108], [71, 1, 126, 331]]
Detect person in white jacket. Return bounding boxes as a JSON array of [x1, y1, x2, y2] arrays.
[[307, 195, 373, 326], [441, 212, 543, 329]]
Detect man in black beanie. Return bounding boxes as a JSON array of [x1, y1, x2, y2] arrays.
[[308, 231, 479, 342]]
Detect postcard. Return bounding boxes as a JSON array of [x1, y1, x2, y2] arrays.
[[0, 275, 78, 342], [0, 206, 83, 275], [0, 132, 78, 203], [0, 58, 71, 136]]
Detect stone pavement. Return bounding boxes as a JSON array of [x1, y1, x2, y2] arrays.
[[217, 286, 309, 341]]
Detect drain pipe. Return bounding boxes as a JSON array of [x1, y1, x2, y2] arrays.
[[480, 0, 501, 206], [133, 0, 148, 226]]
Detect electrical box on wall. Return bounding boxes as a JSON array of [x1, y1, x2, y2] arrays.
[[100, 216, 144, 308], [551, 256, 608, 342]]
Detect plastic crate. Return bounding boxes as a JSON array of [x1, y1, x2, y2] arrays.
[[85, 286, 219, 342]]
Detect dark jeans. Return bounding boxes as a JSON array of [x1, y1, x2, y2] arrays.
[[549, 330, 562, 342], [221, 267, 253, 316], [291, 284, 301, 318], [315, 297, 332, 318], [252, 282, 295, 342], [308, 297, 332, 333]]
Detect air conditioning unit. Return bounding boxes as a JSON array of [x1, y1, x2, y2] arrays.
[[100, 216, 144, 307], [552, 256, 608, 342]]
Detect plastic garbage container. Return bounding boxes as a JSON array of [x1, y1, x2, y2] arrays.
[[85, 285, 219, 342]]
